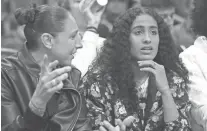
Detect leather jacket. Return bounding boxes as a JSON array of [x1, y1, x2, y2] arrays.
[[1, 44, 92, 131]]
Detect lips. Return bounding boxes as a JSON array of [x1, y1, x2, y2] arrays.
[[71, 51, 77, 58], [141, 46, 153, 50]]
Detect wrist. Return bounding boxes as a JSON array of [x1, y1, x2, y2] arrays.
[[29, 100, 46, 117], [30, 98, 47, 109], [87, 21, 99, 29]]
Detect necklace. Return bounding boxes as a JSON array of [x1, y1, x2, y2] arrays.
[[134, 74, 149, 87]]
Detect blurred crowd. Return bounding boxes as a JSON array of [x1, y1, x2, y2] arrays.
[[1, 0, 195, 58]]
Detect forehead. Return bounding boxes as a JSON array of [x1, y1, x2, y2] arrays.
[[63, 13, 78, 32], [131, 14, 158, 29]]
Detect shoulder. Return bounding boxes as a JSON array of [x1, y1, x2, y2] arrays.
[[1, 52, 25, 88], [1, 53, 20, 73]]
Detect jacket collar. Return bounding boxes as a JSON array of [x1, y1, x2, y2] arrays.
[[18, 43, 41, 77]]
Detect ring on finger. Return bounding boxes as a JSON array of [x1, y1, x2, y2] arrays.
[[51, 79, 59, 86]]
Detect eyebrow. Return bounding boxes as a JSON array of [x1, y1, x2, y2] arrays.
[[132, 25, 158, 30]]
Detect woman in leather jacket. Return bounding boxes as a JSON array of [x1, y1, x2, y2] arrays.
[[1, 5, 91, 131]]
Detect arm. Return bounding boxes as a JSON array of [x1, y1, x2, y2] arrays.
[[162, 90, 179, 123], [1, 79, 47, 131], [163, 77, 192, 131]]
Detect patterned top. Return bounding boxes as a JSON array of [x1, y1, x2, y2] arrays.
[[79, 72, 192, 131]]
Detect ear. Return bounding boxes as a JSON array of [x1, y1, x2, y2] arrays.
[[40, 33, 55, 49]]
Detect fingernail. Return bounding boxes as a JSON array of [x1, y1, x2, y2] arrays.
[[65, 73, 68, 78]]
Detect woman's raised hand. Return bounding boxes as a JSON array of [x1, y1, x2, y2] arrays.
[[30, 55, 71, 109], [138, 60, 170, 94]]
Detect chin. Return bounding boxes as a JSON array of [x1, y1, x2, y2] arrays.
[[61, 60, 72, 66]]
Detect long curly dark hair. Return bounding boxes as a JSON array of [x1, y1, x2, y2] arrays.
[[86, 7, 188, 101], [191, 0, 207, 37]]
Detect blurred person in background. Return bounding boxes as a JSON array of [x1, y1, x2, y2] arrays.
[[1, 0, 26, 58], [171, 0, 195, 19], [98, 0, 141, 38], [80, 7, 191, 131], [1, 5, 92, 131], [180, 0, 207, 130], [141, 0, 195, 51], [141, 0, 176, 29], [170, 0, 195, 50]]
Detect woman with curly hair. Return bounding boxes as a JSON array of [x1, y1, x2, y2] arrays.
[[80, 7, 192, 131], [180, 0, 207, 130]]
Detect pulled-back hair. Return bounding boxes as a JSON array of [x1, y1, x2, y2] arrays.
[[192, 0, 207, 37], [14, 5, 69, 50], [86, 7, 188, 99]]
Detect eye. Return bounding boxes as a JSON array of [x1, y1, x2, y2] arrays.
[[69, 33, 77, 40], [134, 30, 143, 35], [151, 30, 158, 35]]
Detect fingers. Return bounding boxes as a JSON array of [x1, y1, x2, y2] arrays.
[[46, 73, 68, 87], [138, 60, 157, 69], [96, 6, 106, 14], [102, 121, 115, 131], [86, 0, 96, 10], [82, 0, 95, 12], [48, 60, 59, 72], [83, 5, 93, 19], [40, 55, 59, 75], [115, 119, 126, 131], [47, 66, 71, 81], [48, 81, 64, 93], [140, 67, 156, 75], [40, 54, 49, 75], [123, 116, 135, 127]]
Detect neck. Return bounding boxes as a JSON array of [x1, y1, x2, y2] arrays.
[[30, 48, 48, 67], [131, 61, 149, 82]]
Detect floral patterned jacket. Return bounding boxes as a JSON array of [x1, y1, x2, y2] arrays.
[[79, 72, 192, 131]]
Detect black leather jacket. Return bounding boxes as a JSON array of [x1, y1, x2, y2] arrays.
[[1, 44, 92, 131]]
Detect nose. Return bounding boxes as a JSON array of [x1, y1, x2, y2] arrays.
[[143, 33, 151, 44], [75, 32, 83, 49]]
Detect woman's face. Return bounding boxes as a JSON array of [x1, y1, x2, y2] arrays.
[[50, 13, 82, 66], [129, 14, 159, 61]]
